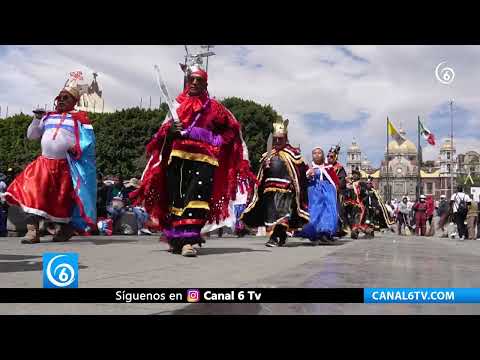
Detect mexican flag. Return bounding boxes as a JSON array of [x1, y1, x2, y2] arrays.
[[418, 118, 436, 145]]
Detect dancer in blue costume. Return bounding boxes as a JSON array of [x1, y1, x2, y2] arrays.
[[299, 147, 339, 244]]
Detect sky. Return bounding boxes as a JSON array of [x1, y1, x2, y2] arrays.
[[0, 45, 479, 167]]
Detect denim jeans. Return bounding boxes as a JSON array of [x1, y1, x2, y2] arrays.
[[107, 206, 126, 223], [132, 207, 148, 230]]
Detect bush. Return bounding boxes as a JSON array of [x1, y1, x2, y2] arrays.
[[0, 98, 280, 177]]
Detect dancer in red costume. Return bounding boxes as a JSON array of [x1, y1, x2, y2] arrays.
[[132, 65, 256, 257], [5, 81, 96, 244]]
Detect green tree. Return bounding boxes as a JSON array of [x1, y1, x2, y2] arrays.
[[0, 113, 41, 174], [220, 97, 279, 173], [0, 99, 279, 178], [90, 106, 168, 179]]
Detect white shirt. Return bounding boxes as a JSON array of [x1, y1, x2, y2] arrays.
[[407, 201, 414, 211], [0, 181, 6, 193], [450, 192, 472, 213], [27, 114, 76, 159]]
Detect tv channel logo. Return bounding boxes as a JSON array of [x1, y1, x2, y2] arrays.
[[43, 253, 78, 288], [187, 289, 200, 303]]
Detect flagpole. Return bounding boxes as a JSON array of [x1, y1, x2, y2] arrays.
[[450, 100, 454, 199], [417, 116, 421, 200], [386, 117, 390, 202]]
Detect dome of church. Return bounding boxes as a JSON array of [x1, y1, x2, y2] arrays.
[[362, 157, 371, 167], [386, 128, 417, 155], [440, 138, 455, 151], [349, 140, 360, 152]]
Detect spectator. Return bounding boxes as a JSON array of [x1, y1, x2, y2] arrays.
[[124, 178, 152, 236], [106, 176, 127, 226], [406, 198, 416, 230], [0, 174, 7, 193], [466, 198, 478, 240], [0, 173, 7, 236], [437, 194, 450, 237], [477, 199, 480, 240], [450, 185, 471, 240], [426, 195, 435, 236], [392, 199, 399, 216], [5, 168, 14, 186], [96, 173, 109, 219], [413, 195, 428, 236], [397, 196, 410, 235]]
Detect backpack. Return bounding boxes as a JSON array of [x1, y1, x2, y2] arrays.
[[456, 194, 468, 216]]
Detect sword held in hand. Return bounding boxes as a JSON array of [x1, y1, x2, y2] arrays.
[[145, 64, 182, 177], [154, 64, 184, 134]]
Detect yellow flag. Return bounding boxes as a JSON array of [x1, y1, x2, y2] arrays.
[[387, 119, 398, 136], [387, 118, 406, 145]]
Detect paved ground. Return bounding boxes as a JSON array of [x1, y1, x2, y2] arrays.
[[1, 231, 480, 314]]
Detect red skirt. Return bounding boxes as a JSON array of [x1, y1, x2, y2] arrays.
[[5, 156, 74, 223]]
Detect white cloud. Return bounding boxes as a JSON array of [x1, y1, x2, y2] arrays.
[[1, 45, 479, 165]]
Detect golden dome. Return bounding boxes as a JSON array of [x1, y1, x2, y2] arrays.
[[387, 139, 417, 154], [441, 138, 455, 151], [386, 128, 417, 154]]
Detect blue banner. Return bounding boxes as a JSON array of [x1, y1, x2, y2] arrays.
[[364, 288, 480, 303]]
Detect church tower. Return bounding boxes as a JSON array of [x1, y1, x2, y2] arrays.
[[346, 139, 362, 175]]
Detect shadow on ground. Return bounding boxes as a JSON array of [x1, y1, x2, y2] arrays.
[[197, 247, 271, 255], [284, 240, 351, 248], [0, 254, 42, 261], [0, 261, 88, 273], [153, 247, 271, 255], [60, 238, 139, 245]]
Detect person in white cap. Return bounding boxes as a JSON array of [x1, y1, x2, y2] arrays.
[[413, 195, 428, 236], [437, 194, 449, 237]]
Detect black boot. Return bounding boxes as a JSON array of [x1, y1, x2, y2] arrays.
[[325, 234, 337, 243], [169, 239, 184, 254], [52, 223, 75, 242], [276, 226, 287, 247], [265, 236, 279, 247], [266, 225, 282, 247]]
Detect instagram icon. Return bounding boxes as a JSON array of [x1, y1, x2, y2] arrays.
[[187, 289, 200, 303]]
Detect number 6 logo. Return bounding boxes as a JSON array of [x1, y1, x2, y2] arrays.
[[43, 253, 78, 288]]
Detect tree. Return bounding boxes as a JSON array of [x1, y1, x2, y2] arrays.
[[89, 106, 168, 179], [0, 113, 41, 175], [220, 97, 280, 173], [0, 99, 280, 178]]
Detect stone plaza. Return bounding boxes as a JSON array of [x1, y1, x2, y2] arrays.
[[1, 231, 480, 315]]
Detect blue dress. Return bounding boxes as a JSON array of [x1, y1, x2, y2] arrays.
[[300, 168, 338, 240]]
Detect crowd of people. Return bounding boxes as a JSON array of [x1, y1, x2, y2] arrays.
[[386, 185, 480, 240], [96, 175, 152, 236], [1, 58, 478, 257]]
